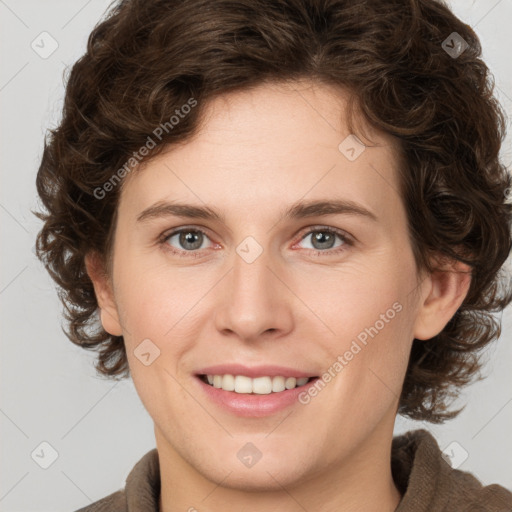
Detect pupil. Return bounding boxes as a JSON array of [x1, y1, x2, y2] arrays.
[[180, 231, 202, 250], [313, 231, 334, 250]]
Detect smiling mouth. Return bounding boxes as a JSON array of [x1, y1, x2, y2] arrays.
[[197, 374, 318, 394]]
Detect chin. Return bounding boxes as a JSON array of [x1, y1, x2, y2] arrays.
[[199, 457, 314, 492]]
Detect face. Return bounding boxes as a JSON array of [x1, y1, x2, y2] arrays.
[[87, 79, 459, 492]]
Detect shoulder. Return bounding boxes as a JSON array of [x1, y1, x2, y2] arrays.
[[73, 489, 126, 512], [393, 429, 512, 512], [442, 467, 512, 511], [72, 448, 160, 512]]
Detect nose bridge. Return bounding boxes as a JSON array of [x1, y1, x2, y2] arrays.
[[231, 235, 275, 305], [214, 234, 293, 339]]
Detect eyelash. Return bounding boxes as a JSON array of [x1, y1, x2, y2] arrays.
[[158, 225, 354, 259]]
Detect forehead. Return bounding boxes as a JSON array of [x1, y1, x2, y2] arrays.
[[118, 80, 404, 225], [189, 79, 383, 153]]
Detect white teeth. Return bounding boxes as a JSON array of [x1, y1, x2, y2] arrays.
[[235, 375, 253, 393], [203, 374, 313, 394], [222, 374, 235, 391], [252, 376, 272, 394], [272, 376, 286, 392], [285, 377, 296, 389]]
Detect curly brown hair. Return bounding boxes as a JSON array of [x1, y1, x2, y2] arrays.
[[33, 0, 512, 423]]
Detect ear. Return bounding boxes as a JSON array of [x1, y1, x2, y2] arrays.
[[413, 257, 472, 341], [84, 251, 123, 336]]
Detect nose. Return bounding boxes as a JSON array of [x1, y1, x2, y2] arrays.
[[214, 240, 294, 342]]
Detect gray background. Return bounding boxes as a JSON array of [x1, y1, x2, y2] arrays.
[[1, 0, 511, 510]]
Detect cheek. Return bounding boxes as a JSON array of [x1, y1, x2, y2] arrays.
[[118, 274, 196, 420], [309, 263, 414, 390], [115, 259, 205, 338], [116, 264, 212, 396], [303, 263, 405, 335]]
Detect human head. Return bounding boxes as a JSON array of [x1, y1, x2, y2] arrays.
[[34, 0, 512, 430]]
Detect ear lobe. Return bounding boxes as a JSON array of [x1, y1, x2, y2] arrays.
[[84, 252, 123, 337], [413, 258, 472, 341]]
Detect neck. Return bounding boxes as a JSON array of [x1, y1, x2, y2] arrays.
[[156, 421, 402, 512], [159, 473, 401, 512]]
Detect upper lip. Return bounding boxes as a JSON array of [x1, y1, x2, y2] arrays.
[[196, 364, 318, 379]]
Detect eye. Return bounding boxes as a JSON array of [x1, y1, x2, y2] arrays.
[[159, 225, 353, 258], [160, 227, 215, 257], [294, 226, 352, 255]]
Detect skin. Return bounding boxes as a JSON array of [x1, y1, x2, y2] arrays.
[[85, 79, 471, 512]]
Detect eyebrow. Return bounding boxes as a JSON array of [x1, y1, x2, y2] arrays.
[[136, 198, 378, 224]]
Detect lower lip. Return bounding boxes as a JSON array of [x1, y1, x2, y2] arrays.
[[194, 375, 320, 417]]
